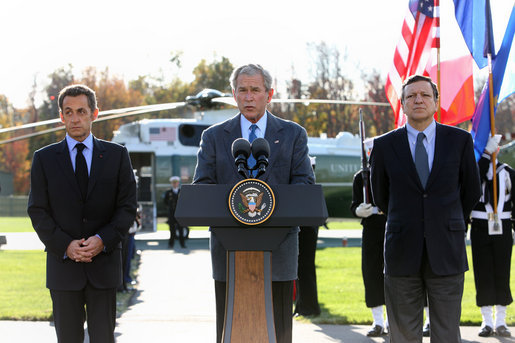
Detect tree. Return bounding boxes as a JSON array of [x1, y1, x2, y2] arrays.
[[79, 67, 146, 140], [29, 65, 75, 153], [361, 70, 394, 137], [305, 42, 355, 137], [0, 95, 31, 193], [191, 56, 234, 93]]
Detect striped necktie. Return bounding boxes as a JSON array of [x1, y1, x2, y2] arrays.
[[247, 124, 257, 177]]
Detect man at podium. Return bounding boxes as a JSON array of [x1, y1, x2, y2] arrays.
[[193, 63, 315, 343]]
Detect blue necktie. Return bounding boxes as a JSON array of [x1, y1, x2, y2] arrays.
[[415, 132, 429, 188], [248, 124, 257, 177], [75, 143, 89, 200]]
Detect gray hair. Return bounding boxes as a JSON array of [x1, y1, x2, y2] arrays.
[[230, 64, 273, 91]]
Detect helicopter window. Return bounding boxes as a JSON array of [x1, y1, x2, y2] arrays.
[[178, 124, 210, 147]]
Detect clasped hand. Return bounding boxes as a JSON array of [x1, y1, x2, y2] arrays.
[[356, 203, 374, 218], [66, 236, 104, 263]]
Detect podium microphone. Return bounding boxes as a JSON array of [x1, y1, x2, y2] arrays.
[[251, 138, 270, 178], [232, 138, 251, 178]]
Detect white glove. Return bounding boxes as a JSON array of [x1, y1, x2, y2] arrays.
[[484, 134, 501, 155], [356, 203, 374, 218]]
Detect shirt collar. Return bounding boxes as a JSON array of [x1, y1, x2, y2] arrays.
[[66, 133, 93, 152], [406, 120, 436, 144], [240, 111, 268, 137]]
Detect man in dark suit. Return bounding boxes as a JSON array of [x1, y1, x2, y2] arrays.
[[193, 64, 314, 343], [370, 75, 481, 343], [28, 84, 137, 343]]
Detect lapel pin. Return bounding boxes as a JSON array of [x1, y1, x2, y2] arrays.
[[274, 140, 279, 144]]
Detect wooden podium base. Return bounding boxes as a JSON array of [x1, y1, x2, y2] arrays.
[[223, 251, 276, 343]]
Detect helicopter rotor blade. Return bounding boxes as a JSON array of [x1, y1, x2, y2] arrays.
[[0, 102, 186, 146], [211, 96, 389, 107], [0, 102, 186, 134]]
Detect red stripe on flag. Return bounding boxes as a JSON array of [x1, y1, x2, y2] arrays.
[[385, 1, 437, 128]]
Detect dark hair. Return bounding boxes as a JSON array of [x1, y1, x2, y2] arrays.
[[58, 84, 98, 113], [230, 64, 273, 91], [401, 75, 439, 104]]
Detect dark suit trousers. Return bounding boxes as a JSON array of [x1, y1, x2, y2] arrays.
[[294, 226, 321, 316], [385, 247, 464, 343], [215, 280, 293, 343], [50, 283, 116, 343]]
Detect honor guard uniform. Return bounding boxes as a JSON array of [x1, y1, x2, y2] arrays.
[[351, 139, 387, 337], [470, 135, 514, 337]]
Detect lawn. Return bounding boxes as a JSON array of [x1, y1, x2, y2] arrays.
[[1, 216, 513, 325], [0, 249, 138, 321], [0, 217, 34, 232], [0, 250, 51, 320], [313, 246, 515, 325], [1, 217, 361, 233]]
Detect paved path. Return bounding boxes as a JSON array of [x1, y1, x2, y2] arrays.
[[1, 229, 514, 342]]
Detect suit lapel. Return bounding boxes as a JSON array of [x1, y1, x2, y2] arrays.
[[87, 137, 107, 199], [55, 139, 82, 199], [391, 127, 424, 189], [426, 123, 445, 189], [263, 112, 283, 182], [223, 114, 244, 177]]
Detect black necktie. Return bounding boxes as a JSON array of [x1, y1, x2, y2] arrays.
[[75, 143, 88, 200], [415, 132, 429, 188]]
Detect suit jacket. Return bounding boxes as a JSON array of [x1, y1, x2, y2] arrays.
[[193, 112, 315, 281], [28, 137, 137, 290], [370, 123, 480, 276]]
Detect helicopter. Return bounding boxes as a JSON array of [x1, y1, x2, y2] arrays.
[[1, 89, 512, 230]]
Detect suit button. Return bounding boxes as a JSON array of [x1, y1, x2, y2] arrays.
[[82, 218, 87, 223], [423, 193, 428, 198]]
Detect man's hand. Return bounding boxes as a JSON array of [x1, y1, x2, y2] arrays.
[[80, 235, 105, 259], [66, 236, 104, 263], [356, 203, 374, 218], [484, 134, 501, 155], [66, 239, 93, 263]]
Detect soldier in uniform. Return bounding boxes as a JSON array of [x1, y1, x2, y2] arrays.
[[164, 176, 186, 248], [351, 139, 387, 337], [470, 135, 514, 337]]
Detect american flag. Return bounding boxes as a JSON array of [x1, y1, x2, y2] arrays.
[[385, 0, 438, 128], [149, 127, 176, 141]]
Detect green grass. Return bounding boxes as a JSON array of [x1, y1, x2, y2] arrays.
[[0, 217, 34, 232], [0, 249, 139, 320], [312, 246, 515, 325], [1, 217, 360, 233], [0, 250, 51, 320], [1, 216, 513, 325]]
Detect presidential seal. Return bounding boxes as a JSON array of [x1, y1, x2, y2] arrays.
[[228, 179, 275, 225]]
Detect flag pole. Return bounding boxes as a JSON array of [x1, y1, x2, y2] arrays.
[[484, 0, 498, 220], [487, 53, 498, 218], [435, 0, 441, 122]]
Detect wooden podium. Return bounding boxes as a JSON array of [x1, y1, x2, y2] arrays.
[[175, 184, 327, 343]]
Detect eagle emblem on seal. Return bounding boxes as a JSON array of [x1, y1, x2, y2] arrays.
[[239, 188, 267, 217]]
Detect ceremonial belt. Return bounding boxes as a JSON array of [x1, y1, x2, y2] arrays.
[[470, 210, 511, 220]]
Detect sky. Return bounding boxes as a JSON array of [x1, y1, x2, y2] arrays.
[[0, 0, 512, 108]]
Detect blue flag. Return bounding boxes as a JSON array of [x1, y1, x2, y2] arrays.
[[453, 0, 491, 68], [471, 6, 515, 160]]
